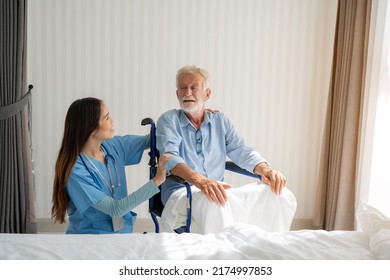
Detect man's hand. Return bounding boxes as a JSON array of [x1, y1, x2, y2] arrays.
[[254, 163, 287, 195], [171, 163, 231, 205], [195, 178, 232, 205]]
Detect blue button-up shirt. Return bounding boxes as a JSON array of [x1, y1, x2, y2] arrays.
[[156, 109, 267, 181]]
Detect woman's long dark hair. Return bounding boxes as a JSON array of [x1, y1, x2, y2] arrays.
[[51, 97, 102, 223]]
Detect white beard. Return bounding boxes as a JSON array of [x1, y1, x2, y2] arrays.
[[180, 98, 205, 114]]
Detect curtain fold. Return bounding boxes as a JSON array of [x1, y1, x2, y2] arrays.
[[313, 0, 372, 230], [0, 0, 36, 233]]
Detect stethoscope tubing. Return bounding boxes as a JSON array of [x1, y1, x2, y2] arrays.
[[79, 144, 121, 198], [103, 153, 121, 188]]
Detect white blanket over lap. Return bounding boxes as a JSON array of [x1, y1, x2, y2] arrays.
[[160, 181, 297, 234]]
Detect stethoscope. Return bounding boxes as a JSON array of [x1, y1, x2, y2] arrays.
[[80, 144, 121, 198]]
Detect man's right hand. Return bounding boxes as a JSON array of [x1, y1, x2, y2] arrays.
[[171, 163, 231, 205], [195, 177, 232, 205]]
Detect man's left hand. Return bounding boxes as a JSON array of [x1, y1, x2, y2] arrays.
[[254, 163, 287, 195]]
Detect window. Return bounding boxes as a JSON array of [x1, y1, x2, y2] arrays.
[[360, 0, 390, 217]]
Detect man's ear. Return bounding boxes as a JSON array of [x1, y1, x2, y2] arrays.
[[205, 88, 211, 101]]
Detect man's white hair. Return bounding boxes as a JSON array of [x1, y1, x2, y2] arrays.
[[176, 65, 210, 90]]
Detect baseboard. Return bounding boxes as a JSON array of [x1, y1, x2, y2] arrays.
[[290, 219, 313, 230], [37, 218, 313, 233], [135, 219, 155, 233], [36, 218, 156, 234], [37, 219, 67, 233]]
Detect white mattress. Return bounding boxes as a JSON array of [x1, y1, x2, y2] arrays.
[[0, 202, 388, 260], [0, 224, 377, 260]]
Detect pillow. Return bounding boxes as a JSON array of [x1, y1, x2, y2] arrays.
[[356, 201, 390, 238]]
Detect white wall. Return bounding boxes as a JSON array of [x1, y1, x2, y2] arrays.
[[27, 0, 338, 221]]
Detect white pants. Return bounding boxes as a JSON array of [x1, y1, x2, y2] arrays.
[[160, 181, 297, 234]]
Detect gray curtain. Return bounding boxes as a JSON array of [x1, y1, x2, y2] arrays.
[[0, 0, 36, 233]]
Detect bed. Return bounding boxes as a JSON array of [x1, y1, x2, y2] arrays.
[[0, 202, 389, 260]]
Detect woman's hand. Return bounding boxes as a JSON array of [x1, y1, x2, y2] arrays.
[[152, 153, 172, 186], [204, 108, 220, 113]]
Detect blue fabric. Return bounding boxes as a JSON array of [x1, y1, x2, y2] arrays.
[[160, 177, 188, 206], [156, 110, 267, 204], [66, 135, 149, 234]]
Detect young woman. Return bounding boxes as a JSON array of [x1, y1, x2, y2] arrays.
[[52, 97, 170, 234]]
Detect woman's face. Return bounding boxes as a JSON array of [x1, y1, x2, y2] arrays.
[[94, 102, 115, 141]]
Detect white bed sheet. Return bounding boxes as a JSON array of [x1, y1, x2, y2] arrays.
[[0, 223, 376, 260], [0, 201, 388, 260], [160, 182, 297, 234]]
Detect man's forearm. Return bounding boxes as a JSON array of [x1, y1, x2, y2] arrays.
[[170, 163, 206, 187]]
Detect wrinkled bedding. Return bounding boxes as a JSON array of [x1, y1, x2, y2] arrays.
[[160, 182, 297, 234], [0, 202, 388, 260]]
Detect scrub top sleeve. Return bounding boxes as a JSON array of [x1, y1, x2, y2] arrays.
[[66, 169, 107, 216], [145, 133, 151, 150], [110, 135, 149, 165]]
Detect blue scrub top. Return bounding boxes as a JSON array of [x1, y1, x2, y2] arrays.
[[65, 135, 149, 234]]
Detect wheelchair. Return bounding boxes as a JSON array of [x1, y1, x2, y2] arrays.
[[141, 117, 261, 233]]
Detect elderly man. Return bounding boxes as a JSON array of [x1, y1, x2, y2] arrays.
[[156, 65, 296, 233]]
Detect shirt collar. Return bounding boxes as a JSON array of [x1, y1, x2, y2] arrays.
[[178, 109, 211, 129]]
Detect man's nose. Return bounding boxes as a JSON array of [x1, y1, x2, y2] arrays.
[[183, 88, 192, 96]]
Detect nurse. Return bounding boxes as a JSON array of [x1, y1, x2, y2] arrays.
[[51, 97, 170, 234]]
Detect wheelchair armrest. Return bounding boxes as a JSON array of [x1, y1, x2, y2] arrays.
[[225, 161, 261, 180]]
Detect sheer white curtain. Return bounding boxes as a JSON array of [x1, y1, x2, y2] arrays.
[[368, 0, 390, 216], [358, 0, 390, 217]]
